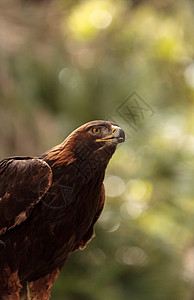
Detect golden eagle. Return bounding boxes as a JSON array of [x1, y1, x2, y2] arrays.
[[0, 120, 125, 299]]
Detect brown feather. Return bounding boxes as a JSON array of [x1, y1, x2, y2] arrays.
[[0, 120, 124, 299]]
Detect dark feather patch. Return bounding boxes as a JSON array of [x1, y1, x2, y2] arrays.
[[0, 120, 122, 298], [0, 158, 52, 234]]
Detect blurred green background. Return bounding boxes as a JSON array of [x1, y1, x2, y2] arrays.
[[1, 0, 194, 299]]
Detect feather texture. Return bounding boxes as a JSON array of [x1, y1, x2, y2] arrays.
[[0, 120, 124, 299]]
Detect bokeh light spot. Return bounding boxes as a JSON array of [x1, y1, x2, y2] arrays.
[[184, 62, 194, 89], [123, 179, 152, 202], [89, 9, 112, 29], [120, 201, 144, 219], [98, 211, 121, 232], [116, 246, 148, 266], [104, 175, 125, 198], [58, 67, 82, 90]]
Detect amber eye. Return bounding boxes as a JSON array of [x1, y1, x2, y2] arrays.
[[92, 127, 101, 134]]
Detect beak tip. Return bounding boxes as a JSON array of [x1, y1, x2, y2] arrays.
[[118, 128, 125, 143]]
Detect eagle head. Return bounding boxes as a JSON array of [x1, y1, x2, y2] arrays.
[[69, 120, 125, 152], [44, 120, 125, 171]]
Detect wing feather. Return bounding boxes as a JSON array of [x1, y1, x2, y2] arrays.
[[0, 157, 53, 234]]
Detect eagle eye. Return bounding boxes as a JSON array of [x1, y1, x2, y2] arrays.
[[91, 127, 101, 134]]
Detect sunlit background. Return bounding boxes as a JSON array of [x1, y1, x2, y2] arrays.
[[1, 0, 194, 299]]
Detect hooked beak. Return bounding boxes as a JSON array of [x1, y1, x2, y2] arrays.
[[96, 125, 125, 144]]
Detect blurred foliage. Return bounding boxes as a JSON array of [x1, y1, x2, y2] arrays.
[[1, 0, 194, 299]]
